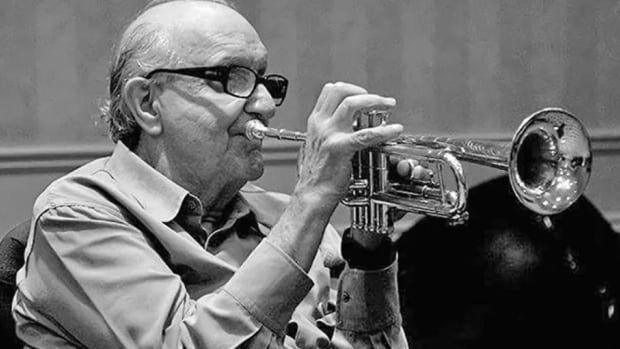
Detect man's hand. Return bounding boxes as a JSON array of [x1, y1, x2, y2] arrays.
[[293, 82, 403, 210], [268, 82, 402, 271]]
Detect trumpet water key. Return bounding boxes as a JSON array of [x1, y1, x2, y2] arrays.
[[245, 108, 592, 235]]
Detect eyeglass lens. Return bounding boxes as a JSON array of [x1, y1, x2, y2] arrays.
[[227, 66, 256, 97], [226, 66, 286, 105], [263, 76, 286, 105]]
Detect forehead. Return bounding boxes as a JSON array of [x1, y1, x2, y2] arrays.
[[141, 2, 268, 68], [180, 31, 268, 69]]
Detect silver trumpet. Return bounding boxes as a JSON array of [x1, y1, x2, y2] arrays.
[[245, 108, 592, 234]]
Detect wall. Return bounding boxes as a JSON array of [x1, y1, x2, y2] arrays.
[[0, 0, 619, 235]]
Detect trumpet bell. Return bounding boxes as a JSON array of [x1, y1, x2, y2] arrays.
[[510, 108, 592, 215], [351, 107, 593, 229]]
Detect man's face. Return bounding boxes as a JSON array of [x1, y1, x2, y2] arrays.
[[147, 2, 276, 189]]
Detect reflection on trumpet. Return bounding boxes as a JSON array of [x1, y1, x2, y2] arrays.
[[245, 108, 592, 234]]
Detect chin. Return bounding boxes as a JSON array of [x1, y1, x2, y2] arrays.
[[248, 169, 264, 181], [226, 149, 265, 183], [243, 152, 265, 181], [247, 162, 264, 181]]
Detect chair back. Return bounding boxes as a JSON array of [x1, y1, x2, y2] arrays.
[[0, 220, 30, 348]]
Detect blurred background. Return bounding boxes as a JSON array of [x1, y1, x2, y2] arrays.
[[0, 0, 618, 236]]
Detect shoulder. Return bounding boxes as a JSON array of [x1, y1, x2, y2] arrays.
[[33, 157, 127, 222]]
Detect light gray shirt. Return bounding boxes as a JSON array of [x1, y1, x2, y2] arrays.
[[13, 141, 407, 348]]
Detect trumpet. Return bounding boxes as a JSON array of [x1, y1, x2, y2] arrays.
[[245, 108, 592, 234]]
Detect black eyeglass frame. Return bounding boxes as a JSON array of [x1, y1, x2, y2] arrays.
[[145, 65, 289, 106]]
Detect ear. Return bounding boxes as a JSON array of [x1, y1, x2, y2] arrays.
[[123, 77, 162, 136]]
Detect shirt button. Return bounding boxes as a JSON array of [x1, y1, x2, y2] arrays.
[[187, 200, 202, 215], [342, 291, 351, 303]]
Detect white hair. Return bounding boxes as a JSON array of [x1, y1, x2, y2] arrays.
[[99, 0, 237, 148]]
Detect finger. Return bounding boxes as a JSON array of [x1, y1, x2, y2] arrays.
[[294, 321, 332, 349], [396, 159, 419, 177], [412, 165, 432, 180], [313, 82, 334, 113], [396, 159, 434, 180], [347, 123, 403, 151], [388, 155, 400, 166], [389, 154, 413, 166], [332, 94, 396, 130], [317, 82, 368, 117], [296, 146, 305, 178]]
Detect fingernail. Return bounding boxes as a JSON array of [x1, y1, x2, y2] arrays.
[[396, 160, 413, 178], [413, 165, 425, 179]]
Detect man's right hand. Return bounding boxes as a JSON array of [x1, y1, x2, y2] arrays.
[[267, 82, 403, 271], [293, 82, 403, 211]]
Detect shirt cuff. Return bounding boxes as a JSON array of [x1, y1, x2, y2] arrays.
[[336, 259, 402, 333], [223, 239, 314, 335]]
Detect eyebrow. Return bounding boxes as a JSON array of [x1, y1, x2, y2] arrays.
[[217, 55, 268, 74]]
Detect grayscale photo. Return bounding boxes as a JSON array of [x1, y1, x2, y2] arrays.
[[0, 1, 619, 348]]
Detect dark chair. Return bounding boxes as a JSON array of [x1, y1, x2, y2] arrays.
[[397, 176, 620, 349], [0, 220, 30, 348]]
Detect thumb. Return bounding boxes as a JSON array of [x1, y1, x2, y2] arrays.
[[348, 124, 403, 151]]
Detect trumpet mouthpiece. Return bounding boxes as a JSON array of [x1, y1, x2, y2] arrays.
[[245, 119, 267, 140], [244, 120, 307, 142]]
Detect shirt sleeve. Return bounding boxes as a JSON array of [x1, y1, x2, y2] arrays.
[[331, 261, 409, 349], [14, 204, 314, 349], [289, 258, 409, 349]]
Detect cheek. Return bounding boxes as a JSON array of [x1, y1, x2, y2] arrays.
[[211, 97, 248, 129], [191, 97, 248, 141], [160, 84, 245, 129], [208, 92, 246, 110], [168, 110, 219, 142], [160, 109, 225, 161], [158, 88, 248, 153]]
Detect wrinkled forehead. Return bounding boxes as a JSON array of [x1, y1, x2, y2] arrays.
[[138, 1, 268, 69], [176, 30, 268, 69]]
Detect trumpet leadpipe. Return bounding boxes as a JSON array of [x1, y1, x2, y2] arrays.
[[245, 119, 306, 142]]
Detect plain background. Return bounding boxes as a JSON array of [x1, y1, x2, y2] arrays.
[[0, 0, 618, 235]]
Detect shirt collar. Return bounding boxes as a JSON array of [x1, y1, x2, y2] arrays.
[[105, 141, 190, 222], [239, 182, 289, 229], [104, 143, 291, 228]]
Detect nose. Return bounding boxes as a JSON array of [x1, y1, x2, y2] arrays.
[[244, 83, 276, 122]]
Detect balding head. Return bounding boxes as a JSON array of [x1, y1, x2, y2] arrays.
[[136, 1, 261, 66], [100, 0, 245, 148], [130, 0, 244, 33]]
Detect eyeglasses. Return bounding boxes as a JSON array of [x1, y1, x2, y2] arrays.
[[145, 64, 289, 106]]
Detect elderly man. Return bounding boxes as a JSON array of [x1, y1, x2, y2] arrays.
[[13, 0, 408, 348]]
